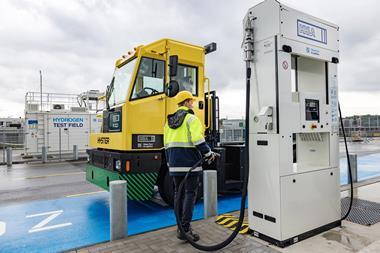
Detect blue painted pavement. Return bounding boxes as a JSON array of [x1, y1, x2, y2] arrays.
[[340, 153, 380, 184], [1, 153, 380, 252], [0, 192, 244, 253]]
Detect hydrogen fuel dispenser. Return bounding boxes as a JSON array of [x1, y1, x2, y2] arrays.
[[243, 0, 341, 247], [176, 0, 345, 251]]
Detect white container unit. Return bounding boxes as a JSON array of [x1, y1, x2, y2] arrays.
[[24, 91, 103, 156], [25, 112, 102, 155]]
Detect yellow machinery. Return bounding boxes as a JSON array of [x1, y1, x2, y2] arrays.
[[86, 38, 243, 205]]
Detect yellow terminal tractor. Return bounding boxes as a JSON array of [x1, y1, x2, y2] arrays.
[[86, 39, 244, 205]]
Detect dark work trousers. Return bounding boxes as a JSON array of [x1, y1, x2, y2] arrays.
[[173, 174, 200, 232]]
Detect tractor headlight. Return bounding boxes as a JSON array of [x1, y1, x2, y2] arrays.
[[115, 160, 121, 171]]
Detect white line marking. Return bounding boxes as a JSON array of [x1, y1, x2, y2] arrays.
[[29, 161, 86, 167], [0, 221, 5, 236], [26, 210, 72, 233], [65, 190, 106, 198], [26, 210, 64, 218], [15, 171, 85, 180], [28, 223, 72, 233]]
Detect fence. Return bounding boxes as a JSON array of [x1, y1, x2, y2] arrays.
[[0, 128, 24, 164], [219, 116, 380, 143], [341, 115, 380, 137], [0, 128, 24, 147]]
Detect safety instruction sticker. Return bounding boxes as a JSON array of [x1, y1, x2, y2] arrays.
[[330, 75, 339, 134]]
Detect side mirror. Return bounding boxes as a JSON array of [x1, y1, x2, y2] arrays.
[[169, 55, 178, 77], [166, 80, 180, 97], [204, 42, 217, 54]]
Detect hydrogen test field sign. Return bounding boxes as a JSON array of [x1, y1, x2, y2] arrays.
[[48, 115, 88, 152], [25, 112, 101, 155]]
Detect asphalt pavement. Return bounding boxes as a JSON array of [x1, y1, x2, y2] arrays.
[[0, 161, 100, 206]]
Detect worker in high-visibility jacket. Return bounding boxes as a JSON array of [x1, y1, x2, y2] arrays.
[[164, 90, 217, 242]]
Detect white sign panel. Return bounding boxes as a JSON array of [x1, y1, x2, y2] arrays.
[[297, 19, 327, 44]]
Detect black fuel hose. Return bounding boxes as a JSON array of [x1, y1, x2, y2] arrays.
[[339, 103, 353, 220], [174, 62, 252, 251], [174, 157, 248, 251]]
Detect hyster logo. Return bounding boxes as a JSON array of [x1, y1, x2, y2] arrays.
[[97, 137, 110, 144]]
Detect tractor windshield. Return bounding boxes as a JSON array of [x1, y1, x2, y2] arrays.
[[108, 58, 137, 106]]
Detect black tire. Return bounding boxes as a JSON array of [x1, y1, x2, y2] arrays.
[[158, 168, 175, 207], [158, 168, 203, 207]]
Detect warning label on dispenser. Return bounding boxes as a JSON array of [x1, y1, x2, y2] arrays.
[[330, 75, 339, 134]]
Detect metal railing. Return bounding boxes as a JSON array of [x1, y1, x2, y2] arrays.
[[0, 128, 24, 164], [25, 91, 104, 113], [0, 128, 25, 147], [219, 125, 380, 142]]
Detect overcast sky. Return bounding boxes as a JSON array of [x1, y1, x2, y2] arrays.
[[0, 0, 379, 118]]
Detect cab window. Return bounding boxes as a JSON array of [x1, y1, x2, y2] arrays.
[[173, 64, 198, 96], [131, 57, 165, 99], [108, 57, 137, 106]]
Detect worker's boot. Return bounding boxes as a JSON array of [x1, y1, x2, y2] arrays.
[[176, 228, 187, 241], [185, 228, 200, 242], [176, 227, 200, 242]]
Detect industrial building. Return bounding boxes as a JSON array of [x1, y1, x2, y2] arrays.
[[342, 115, 380, 138]]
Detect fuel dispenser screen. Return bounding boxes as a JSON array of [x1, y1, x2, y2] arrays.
[[305, 99, 320, 121]]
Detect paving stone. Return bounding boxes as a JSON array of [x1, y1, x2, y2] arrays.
[[75, 211, 280, 253]]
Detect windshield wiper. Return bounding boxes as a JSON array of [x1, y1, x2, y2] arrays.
[[106, 77, 115, 110], [152, 61, 158, 78]]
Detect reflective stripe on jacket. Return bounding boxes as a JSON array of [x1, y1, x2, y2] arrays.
[[164, 106, 211, 175]]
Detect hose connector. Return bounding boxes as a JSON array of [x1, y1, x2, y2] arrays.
[[242, 12, 256, 62]]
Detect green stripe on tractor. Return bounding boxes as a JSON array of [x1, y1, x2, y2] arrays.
[[86, 164, 158, 201]]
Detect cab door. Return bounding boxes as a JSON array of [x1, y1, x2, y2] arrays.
[[126, 57, 166, 150], [166, 63, 205, 125]]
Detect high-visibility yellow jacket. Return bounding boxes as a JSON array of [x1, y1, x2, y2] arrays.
[[164, 106, 211, 175]]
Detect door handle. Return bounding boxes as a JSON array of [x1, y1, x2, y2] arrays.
[[157, 96, 165, 101], [199, 101, 204, 110]]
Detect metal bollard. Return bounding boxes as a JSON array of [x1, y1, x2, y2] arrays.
[[110, 180, 127, 241], [203, 170, 218, 219], [2, 144, 5, 164], [42, 146, 47, 163], [348, 154, 358, 183], [73, 145, 78, 160], [6, 147, 12, 167]]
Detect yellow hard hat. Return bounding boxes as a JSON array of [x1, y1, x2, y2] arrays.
[[175, 90, 194, 104]]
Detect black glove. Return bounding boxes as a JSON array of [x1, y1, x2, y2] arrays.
[[204, 151, 220, 165]]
